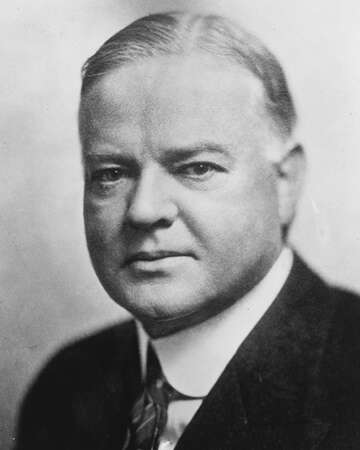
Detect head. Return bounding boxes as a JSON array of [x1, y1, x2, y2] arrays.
[[79, 12, 305, 337]]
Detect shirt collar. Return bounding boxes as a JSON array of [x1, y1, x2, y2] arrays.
[[136, 247, 293, 397]]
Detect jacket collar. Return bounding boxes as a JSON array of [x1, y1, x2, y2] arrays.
[[175, 254, 333, 450]]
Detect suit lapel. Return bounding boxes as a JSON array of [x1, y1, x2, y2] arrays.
[[99, 321, 143, 450], [175, 255, 333, 450]]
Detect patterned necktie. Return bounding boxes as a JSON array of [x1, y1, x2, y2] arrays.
[[124, 344, 189, 450]]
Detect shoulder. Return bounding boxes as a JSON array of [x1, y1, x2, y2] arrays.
[[15, 320, 140, 449], [306, 270, 360, 403], [329, 284, 360, 314], [32, 319, 138, 384], [326, 284, 360, 358], [291, 253, 360, 319], [287, 253, 360, 365], [311, 264, 360, 341]]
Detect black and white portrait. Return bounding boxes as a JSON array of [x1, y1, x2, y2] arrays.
[[1, 2, 360, 449]]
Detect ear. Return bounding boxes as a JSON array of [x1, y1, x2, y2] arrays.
[[275, 144, 306, 233]]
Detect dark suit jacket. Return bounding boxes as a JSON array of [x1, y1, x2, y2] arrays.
[[15, 255, 360, 449]]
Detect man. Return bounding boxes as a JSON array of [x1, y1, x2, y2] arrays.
[[15, 11, 360, 450]]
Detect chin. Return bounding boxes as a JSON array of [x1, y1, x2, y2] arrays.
[[115, 285, 229, 338], [123, 292, 194, 321]]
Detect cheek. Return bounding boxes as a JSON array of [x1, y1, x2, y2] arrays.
[[182, 169, 279, 247], [83, 195, 125, 257]]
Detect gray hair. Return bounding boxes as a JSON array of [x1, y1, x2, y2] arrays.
[[80, 11, 296, 138]]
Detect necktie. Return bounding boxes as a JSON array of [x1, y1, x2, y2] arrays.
[[124, 344, 188, 450]]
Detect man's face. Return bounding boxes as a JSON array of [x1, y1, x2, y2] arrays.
[[81, 54, 286, 336]]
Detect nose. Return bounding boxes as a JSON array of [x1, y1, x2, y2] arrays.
[[125, 167, 178, 230]]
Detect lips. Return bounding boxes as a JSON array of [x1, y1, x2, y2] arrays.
[[124, 250, 191, 266]]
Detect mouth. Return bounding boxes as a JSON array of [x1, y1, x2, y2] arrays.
[[124, 250, 191, 266]]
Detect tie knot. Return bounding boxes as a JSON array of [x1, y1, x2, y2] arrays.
[[125, 343, 204, 450], [125, 345, 171, 450]]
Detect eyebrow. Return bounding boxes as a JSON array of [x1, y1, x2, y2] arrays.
[[159, 142, 236, 166], [83, 152, 134, 164], [83, 141, 235, 164]]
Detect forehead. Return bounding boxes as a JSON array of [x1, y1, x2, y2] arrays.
[[80, 54, 271, 151]]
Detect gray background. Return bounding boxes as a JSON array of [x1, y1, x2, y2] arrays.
[[1, 1, 360, 448]]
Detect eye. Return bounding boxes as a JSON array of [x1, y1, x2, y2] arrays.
[[176, 162, 226, 179], [90, 167, 129, 184]]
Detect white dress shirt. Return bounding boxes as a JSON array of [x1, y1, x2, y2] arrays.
[[136, 247, 293, 450]]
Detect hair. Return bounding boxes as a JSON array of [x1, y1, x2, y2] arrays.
[[80, 11, 297, 138]]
